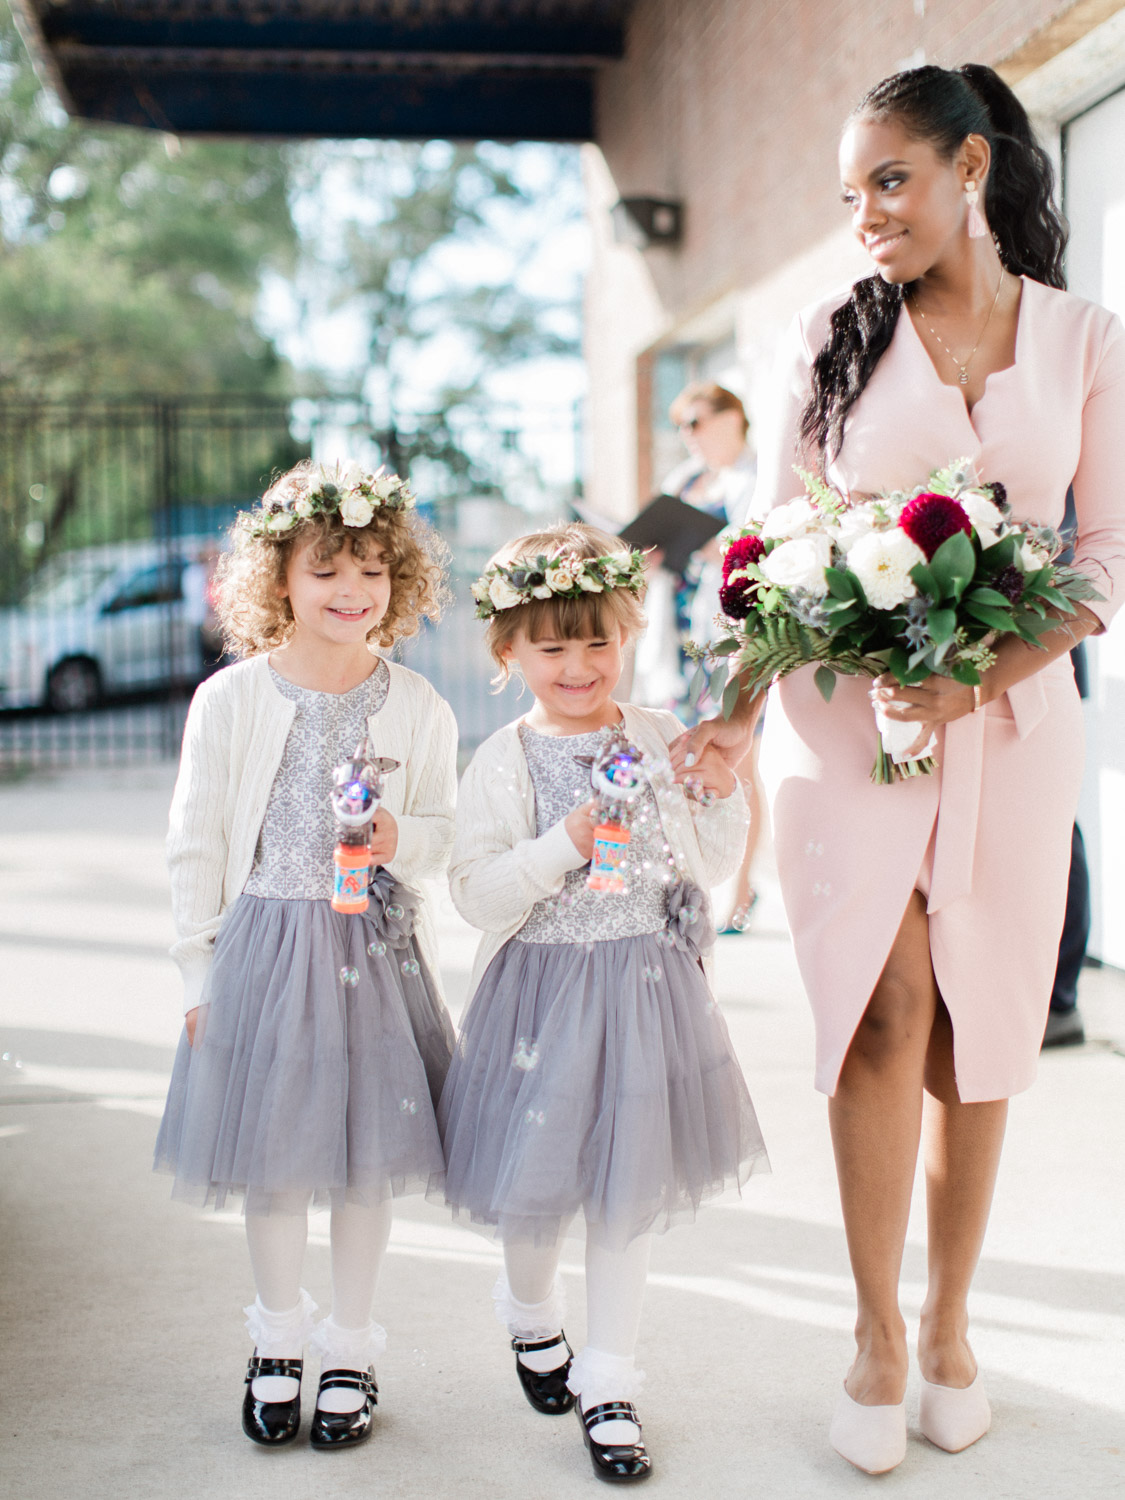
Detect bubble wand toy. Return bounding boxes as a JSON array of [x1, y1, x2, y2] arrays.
[[330, 740, 400, 914], [577, 730, 647, 893]]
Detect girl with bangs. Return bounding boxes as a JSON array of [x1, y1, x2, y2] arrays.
[[437, 522, 768, 1484]]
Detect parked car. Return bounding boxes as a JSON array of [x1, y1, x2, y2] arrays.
[[0, 540, 217, 712]]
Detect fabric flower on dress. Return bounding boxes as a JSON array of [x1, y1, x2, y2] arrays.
[[367, 867, 419, 948], [665, 878, 714, 957]]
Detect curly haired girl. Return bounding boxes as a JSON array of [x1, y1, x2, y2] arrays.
[[155, 459, 457, 1453]]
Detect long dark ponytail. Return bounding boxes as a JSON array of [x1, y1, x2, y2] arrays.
[[800, 63, 1068, 461]]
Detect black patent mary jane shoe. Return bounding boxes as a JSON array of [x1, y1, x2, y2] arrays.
[[511, 1332, 576, 1415], [242, 1355, 303, 1446], [309, 1367, 378, 1450], [578, 1401, 653, 1484]]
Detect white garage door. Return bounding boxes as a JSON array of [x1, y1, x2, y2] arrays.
[[1064, 85, 1125, 966]]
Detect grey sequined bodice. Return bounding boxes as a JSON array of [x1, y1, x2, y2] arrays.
[[244, 660, 391, 901], [515, 724, 671, 944]]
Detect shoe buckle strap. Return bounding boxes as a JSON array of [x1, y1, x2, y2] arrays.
[[582, 1400, 638, 1428], [510, 1331, 567, 1354], [246, 1356, 304, 1380], [318, 1369, 378, 1397]]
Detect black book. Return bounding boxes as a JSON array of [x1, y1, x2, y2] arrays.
[[617, 492, 726, 576]]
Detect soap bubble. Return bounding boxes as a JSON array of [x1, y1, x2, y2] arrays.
[[367, 939, 387, 957], [523, 1109, 546, 1127], [339, 966, 359, 988], [512, 1038, 541, 1072], [387, 904, 404, 921], [401, 958, 420, 977], [399, 1097, 418, 1115], [643, 964, 663, 983]]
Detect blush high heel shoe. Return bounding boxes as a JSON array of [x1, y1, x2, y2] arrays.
[[918, 1372, 991, 1452], [829, 1385, 907, 1474]]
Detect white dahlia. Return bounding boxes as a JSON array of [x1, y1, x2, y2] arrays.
[[848, 529, 925, 609]]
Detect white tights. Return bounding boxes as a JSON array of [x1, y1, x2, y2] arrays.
[[244, 1192, 393, 1411], [500, 1222, 652, 1444]]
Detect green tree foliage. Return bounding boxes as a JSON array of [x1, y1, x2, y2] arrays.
[[282, 139, 583, 495], [0, 2, 297, 397]]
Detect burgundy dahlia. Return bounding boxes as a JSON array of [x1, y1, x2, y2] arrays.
[[722, 534, 766, 580], [719, 577, 755, 618], [899, 492, 973, 559]]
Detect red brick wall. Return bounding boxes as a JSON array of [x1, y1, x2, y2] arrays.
[[583, 0, 1083, 513], [595, 0, 1071, 317]]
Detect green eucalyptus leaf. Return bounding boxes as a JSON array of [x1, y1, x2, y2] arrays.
[[721, 674, 743, 721], [814, 664, 836, 702]]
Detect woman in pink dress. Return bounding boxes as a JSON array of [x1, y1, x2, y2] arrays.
[[677, 64, 1125, 1473]]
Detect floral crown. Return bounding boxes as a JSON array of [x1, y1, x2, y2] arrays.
[[471, 547, 646, 620], [247, 461, 415, 539]]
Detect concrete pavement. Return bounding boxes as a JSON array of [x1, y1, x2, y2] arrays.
[[1, 765, 1123, 1499]]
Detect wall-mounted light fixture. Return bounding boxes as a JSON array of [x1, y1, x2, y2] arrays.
[[611, 197, 683, 249]]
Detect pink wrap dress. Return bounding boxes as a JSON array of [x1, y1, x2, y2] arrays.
[[755, 276, 1125, 1102]]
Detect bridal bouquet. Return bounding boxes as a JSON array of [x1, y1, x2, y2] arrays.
[[690, 460, 1101, 783]]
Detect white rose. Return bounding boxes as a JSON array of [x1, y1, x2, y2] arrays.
[[848, 529, 926, 609], [470, 579, 490, 603], [958, 492, 1005, 549], [266, 510, 297, 534], [576, 571, 604, 592], [550, 561, 577, 590], [294, 497, 314, 518], [760, 533, 832, 596], [833, 501, 882, 553], [373, 474, 399, 501], [531, 584, 552, 599], [760, 497, 819, 541], [1019, 541, 1051, 573], [488, 574, 523, 610], [339, 493, 375, 527]]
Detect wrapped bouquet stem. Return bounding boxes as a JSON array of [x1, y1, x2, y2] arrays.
[[691, 460, 1101, 785]]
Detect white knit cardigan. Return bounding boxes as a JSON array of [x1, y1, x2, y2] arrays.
[[166, 653, 458, 1014], [450, 703, 750, 998]]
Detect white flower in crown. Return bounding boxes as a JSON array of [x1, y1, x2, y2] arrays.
[[266, 510, 298, 534], [489, 574, 523, 610], [576, 570, 604, 592], [958, 491, 1005, 549], [339, 492, 375, 527], [848, 528, 925, 609], [372, 473, 400, 502], [550, 557, 579, 590], [294, 497, 314, 518], [470, 578, 491, 603], [531, 584, 552, 599], [760, 533, 832, 596], [761, 497, 819, 541]]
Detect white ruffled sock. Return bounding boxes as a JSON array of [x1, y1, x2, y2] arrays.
[[493, 1257, 569, 1374], [311, 1317, 388, 1413], [243, 1290, 317, 1402]]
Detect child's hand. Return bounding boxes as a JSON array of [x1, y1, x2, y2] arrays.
[[185, 1006, 207, 1047], [369, 809, 399, 865], [564, 800, 598, 860], [682, 745, 737, 802]]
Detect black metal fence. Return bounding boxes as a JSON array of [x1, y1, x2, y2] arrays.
[[0, 397, 574, 773]]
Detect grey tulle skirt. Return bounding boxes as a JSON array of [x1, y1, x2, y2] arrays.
[[154, 887, 453, 1213], [436, 931, 768, 1249]]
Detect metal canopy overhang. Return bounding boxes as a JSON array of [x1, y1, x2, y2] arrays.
[[10, 1, 631, 140]]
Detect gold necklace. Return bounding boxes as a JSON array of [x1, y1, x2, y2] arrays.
[[910, 269, 1005, 387]]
